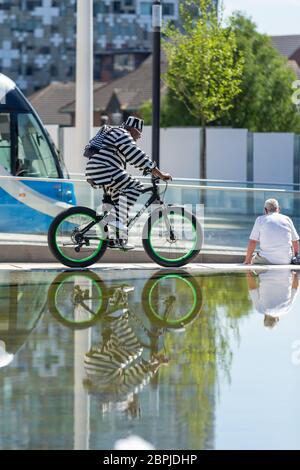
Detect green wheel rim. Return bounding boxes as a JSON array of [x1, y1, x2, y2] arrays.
[[148, 274, 197, 326], [54, 274, 103, 326], [149, 214, 197, 262], [55, 212, 104, 263]]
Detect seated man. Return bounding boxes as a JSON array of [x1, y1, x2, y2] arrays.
[[244, 198, 299, 265]]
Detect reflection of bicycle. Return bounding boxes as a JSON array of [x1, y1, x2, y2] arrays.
[[47, 269, 203, 330], [48, 177, 203, 268], [142, 270, 202, 328]]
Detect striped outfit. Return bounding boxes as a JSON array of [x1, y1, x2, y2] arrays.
[[84, 312, 162, 396], [85, 126, 156, 226]]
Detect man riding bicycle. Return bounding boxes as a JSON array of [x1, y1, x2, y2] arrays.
[[85, 116, 172, 249]]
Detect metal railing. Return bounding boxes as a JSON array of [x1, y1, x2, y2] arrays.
[[1, 174, 300, 253]]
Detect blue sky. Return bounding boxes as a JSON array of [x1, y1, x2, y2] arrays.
[[223, 0, 300, 36]]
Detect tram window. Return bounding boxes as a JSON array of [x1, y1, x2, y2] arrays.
[[17, 113, 59, 178], [0, 113, 11, 173]]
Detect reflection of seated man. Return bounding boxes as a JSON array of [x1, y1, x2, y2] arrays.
[[83, 309, 168, 418], [247, 270, 299, 328], [244, 199, 299, 265]]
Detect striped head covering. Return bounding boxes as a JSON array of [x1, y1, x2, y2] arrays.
[[124, 116, 144, 132]]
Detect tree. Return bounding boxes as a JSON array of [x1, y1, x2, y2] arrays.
[[162, 0, 244, 178], [142, 12, 300, 134], [216, 14, 300, 132], [141, 91, 199, 127]]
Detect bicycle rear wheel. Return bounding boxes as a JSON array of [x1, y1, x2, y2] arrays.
[[48, 206, 108, 268], [142, 269, 203, 328], [48, 271, 108, 329], [143, 206, 203, 267]]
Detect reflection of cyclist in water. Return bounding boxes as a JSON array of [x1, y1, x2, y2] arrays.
[[72, 285, 96, 316], [83, 293, 168, 419], [48, 269, 202, 417]]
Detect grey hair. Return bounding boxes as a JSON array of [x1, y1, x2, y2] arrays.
[[264, 198, 279, 213]]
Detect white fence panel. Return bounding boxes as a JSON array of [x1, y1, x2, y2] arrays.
[[206, 128, 248, 181], [59, 126, 296, 186], [253, 133, 294, 184]]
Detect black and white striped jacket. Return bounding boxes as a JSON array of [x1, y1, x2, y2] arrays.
[[85, 126, 155, 185]]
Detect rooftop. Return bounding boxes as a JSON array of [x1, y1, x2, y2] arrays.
[[28, 81, 104, 125]]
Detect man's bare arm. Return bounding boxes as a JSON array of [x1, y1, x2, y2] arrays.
[[244, 239, 257, 264], [293, 240, 299, 257], [246, 271, 258, 289]]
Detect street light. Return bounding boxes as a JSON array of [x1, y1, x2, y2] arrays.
[[152, 0, 162, 167], [75, 0, 93, 173]]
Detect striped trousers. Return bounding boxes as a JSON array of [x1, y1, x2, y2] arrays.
[[103, 169, 144, 228]]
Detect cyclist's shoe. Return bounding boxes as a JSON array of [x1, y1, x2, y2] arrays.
[[108, 239, 135, 250]]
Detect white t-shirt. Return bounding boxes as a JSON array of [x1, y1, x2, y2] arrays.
[[249, 270, 298, 317], [250, 212, 299, 264]]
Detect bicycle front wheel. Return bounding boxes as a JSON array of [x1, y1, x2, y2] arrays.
[[48, 206, 108, 268], [142, 206, 203, 267], [142, 269, 203, 328]]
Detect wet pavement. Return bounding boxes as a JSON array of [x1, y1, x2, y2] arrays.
[[0, 264, 300, 450]]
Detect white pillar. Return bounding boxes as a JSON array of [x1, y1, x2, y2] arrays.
[[74, 329, 91, 450], [76, 0, 93, 170]]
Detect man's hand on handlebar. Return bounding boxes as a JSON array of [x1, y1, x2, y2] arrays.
[[151, 167, 172, 181], [87, 179, 97, 188]]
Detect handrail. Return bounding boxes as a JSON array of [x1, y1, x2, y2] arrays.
[[0, 174, 298, 193], [68, 173, 300, 188]]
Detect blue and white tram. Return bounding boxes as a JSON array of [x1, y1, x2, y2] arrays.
[[0, 73, 75, 233]]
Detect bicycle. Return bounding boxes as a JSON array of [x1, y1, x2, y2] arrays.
[[47, 177, 203, 268], [47, 269, 203, 331]]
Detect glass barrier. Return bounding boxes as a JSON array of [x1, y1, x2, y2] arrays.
[[1, 174, 300, 253]]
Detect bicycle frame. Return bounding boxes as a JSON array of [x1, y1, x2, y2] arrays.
[[78, 178, 170, 238]]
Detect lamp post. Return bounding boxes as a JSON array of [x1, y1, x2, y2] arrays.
[[74, 0, 93, 450], [75, 0, 93, 173], [152, 0, 162, 167]]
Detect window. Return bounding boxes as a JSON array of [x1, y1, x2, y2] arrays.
[[140, 2, 152, 15], [114, 54, 135, 72], [50, 65, 58, 76], [122, 0, 135, 13], [17, 113, 59, 178], [95, 2, 109, 14], [0, 2, 11, 10], [113, 1, 121, 13], [163, 2, 175, 16], [0, 113, 11, 173], [39, 47, 50, 54], [27, 0, 41, 7]]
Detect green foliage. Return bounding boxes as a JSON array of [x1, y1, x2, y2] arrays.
[[162, 0, 244, 125], [141, 92, 199, 127], [141, 7, 300, 132], [216, 14, 300, 132], [161, 273, 252, 449], [142, 7, 300, 133]]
